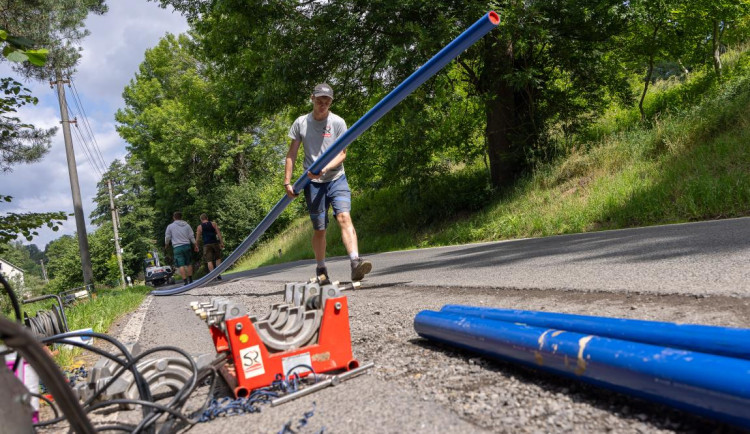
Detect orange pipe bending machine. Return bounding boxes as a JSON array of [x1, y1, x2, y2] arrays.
[[191, 280, 358, 397]]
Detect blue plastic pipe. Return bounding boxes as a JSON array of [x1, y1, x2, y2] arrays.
[[414, 310, 750, 428], [439, 305, 750, 360], [153, 11, 500, 296]]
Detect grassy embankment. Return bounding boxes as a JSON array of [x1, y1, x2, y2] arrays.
[[234, 46, 750, 272], [21, 286, 151, 367]]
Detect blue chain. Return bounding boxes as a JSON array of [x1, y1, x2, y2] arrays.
[[66, 365, 89, 386], [198, 372, 302, 422], [278, 402, 323, 434], [40, 365, 89, 394], [198, 364, 327, 434]]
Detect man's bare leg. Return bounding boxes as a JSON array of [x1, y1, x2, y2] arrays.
[[336, 212, 358, 255], [178, 266, 187, 285], [312, 229, 327, 262], [336, 212, 371, 281]]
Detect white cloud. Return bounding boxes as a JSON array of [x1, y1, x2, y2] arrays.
[[0, 0, 188, 249]]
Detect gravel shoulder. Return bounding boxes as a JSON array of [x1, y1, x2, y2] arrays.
[[90, 278, 750, 434]]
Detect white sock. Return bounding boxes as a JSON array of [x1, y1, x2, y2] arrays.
[[317, 260, 326, 268], [349, 252, 358, 262]]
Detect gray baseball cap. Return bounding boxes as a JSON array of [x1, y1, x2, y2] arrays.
[[313, 83, 334, 99]]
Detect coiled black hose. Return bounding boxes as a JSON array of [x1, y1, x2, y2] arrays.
[[25, 306, 66, 338]]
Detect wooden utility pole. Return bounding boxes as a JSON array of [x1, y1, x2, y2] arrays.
[[53, 70, 94, 286], [40, 260, 49, 284], [107, 179, 126, 288]]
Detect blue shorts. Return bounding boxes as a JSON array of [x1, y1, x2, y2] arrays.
[[304, 174, 352, 230]]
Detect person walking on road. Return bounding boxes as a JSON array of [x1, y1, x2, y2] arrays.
[[165, 211, 199, 286], [284, 83, 372, 283], [196, 213, 224, 281]]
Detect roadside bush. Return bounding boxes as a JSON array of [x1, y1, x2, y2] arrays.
[[216, 179, 306, 251], [356, 164, 493, 233]]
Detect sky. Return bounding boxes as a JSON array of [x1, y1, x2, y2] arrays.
[[0, 1, 189, 249]]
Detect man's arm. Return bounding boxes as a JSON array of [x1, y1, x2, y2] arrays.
[[213, 222, 224, 248], [284, 139, 301, 198], [195, 225, 202, 247], [307, 149, 347, 180], [164, 226, 171, 250], [190, 226, 198, 252]]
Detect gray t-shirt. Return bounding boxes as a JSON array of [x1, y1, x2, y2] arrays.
[[288, 112, 347, 183]]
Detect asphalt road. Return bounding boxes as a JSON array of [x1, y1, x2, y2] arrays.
[[94, 217, 750, 433], [230, 216, 750, 297]]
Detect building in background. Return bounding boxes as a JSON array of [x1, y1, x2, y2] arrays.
[[0, 257, 25, 288]]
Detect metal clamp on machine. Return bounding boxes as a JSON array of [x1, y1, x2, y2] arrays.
[[191, 279, 360, 398]]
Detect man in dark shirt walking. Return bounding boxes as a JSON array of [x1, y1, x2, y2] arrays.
[[196, 213, 225, 280]]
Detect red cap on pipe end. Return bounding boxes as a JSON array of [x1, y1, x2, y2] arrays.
[[488, 11, 500, 25]]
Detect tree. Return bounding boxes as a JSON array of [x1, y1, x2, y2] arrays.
[[625, 0, 685, 121], [674, 0, 750, 78], [0, 197, 65, 249], [44, 235, 83, 292], [90, 158, 153, 225], [0, 1, 107, 250], [0, 28, 48, 66], [88, 225, 120, 286], [116, 33, 290, 243], [89, 158, 159, 279], [0, 73, 55, 172], [0, 0, 107, 79], [117, 34, 238, 218], [215, 177, 306, 251], [44, 228, 124, 290], [0, 43, 64, 251], [154, 0, 631, 190], [1, 240, 43, 277]]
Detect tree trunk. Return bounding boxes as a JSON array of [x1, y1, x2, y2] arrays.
[[712, 20, 722, 78], [482, 36, 523, 189], [677, 59, 689, 76], [486, 85, 521, 188], [639, 24, 661, 122], [639, 55, 654, 122]]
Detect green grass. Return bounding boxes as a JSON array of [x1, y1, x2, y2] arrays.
[[20, 286, 151, 368], [232, 48, 750, 273]]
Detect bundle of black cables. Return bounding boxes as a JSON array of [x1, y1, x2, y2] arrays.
[[25, 305, 66, 339], [0, 273, 226, 433]]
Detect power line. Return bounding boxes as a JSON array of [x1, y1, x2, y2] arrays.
[[69, 116, 103, 178], [54, 87, 103, 178], [63, 96, 104, 177], [65, 96, 106, 175], [67, 75, 109, 171]]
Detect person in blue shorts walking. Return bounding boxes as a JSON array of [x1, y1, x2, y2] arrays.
[[284, 83, 372, 282]]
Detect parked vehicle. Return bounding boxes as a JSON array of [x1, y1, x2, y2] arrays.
[[143, 251, 174, 287]]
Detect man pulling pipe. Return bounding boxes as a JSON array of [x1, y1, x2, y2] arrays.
[[151, 11, 500, 296], [284, 83, 372, 283]]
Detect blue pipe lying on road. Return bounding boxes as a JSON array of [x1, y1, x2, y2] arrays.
[[153, 11, 500, 296], [439, 305, 750, 360], [414, 309, 750, 428]]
